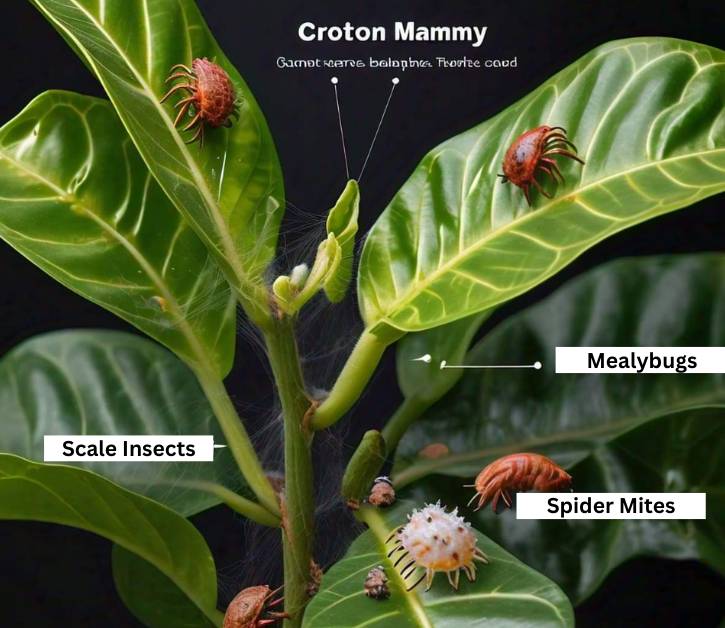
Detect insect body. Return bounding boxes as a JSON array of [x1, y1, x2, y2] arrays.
[[223, 585, 288, 628], [387, 502, 488, 591], [468, 452, 572, 512], [364, 566, 390, 600], [161, 57, 239, 144], [498, 125, 584, 205], [368, 476, 396, 507]]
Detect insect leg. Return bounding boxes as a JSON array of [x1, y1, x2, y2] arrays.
[[544, 149, 585, 165], [169, 63, 192, 73], [186, 125, 203, 144], [474, 548, 489, 563], [173, 101, 194, 127], [182, 113, 202, 131], [160, 83, 192, 102], [386, 527, 402, 543], [537, 164, 558, 184], [393, 552, 410, 567], [424, 568, 435, 591], [406, 572, 426, 591], [447, 570, 460, 590], [531, 177, 552, 198], [522, 184, 532, 206]]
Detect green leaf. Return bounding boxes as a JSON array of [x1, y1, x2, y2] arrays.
[[0, 90, 235, 376], [303, 504, 574, 627], [324, 179, 360, 303], [113, 545, 218, 628], [0, 329, 238, 516], [0, 453, 221, 625], [30, 0, 285, 320], [393, 254, 725, 485], [405, 408, 724, 604], [397, 312, 489, 404], [358, 38, 725, 333]]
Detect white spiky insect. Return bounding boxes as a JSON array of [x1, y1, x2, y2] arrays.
[[386, 502, 489, 591]]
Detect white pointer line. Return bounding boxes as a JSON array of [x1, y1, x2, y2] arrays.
[[412, 354, 542, 370]]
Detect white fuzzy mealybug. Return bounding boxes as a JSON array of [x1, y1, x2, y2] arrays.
[[386, 502, 488, 591]]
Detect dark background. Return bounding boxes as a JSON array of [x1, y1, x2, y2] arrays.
[[1, 1, 724, 626]]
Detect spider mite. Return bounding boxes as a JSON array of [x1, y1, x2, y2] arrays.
[[467, 452, 572, 513], [223, 585, 288, 628], [386, 502, 488, 592], [161, 57, 239, 145], [498, 125, 584, 205]]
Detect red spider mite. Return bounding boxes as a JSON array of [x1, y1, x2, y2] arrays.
[[498, 125, 584, 205], [161, 57, 239, 145], [223, 585, 289, 628], [466, 452, 572, 512]]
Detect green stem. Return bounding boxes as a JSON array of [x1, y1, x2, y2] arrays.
[[380, 396, 433, 454], [311, 328, 391, 430], [263, 319, 314, 628], [186, 481, 280, 527], [193, 367, 280, 516]]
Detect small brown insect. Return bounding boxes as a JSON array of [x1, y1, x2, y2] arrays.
[[418, 443, 450, 459], [498, 125, 584, 205], [467, 453, 572, 512], [161, 57, 239, 145], [307, 559, 323, 598], [223, 585, 288, 628], [368, 476, 396, 507], [364, 566, 390, 600]]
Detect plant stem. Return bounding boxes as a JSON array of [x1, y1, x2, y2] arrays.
[[186, 481, 280, 527], [380, 396, 433, 454], [311, 328, 390, 430], [193, 367, 280, 516], [263, 318, 314, 627]]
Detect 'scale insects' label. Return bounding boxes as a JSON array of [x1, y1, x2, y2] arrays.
[[44, 435, 221, 461], [517, 493, 706, 520]]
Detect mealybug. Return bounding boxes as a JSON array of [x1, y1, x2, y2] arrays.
[[161, 58, 239, 145], [498, 125, 584, 205], [386, 502, 488, 591], [364, 566, 390, 600], [467, 452, 572, 512]]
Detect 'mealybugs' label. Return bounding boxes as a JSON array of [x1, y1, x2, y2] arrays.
[[517, 493, 706, 520], [44, 435, 222, 462], [555, 347, 725, 374]]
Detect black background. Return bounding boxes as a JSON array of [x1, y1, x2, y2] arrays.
[[1, 1, 724, 626]]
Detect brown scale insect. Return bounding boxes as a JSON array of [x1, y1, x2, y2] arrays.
[[498, 125, 584, 206], [467, 453, 572, 512], [161, 57, 239, 145], [364, 566, 390, 600], [223, 585, 288, 628], [368, 476, 396, 507]]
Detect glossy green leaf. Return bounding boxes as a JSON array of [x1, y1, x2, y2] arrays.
[[0, 329, 238, 516], [394, 254, 725, 486], [405, 408, 724, 604], [113, 545, 218, 628], [303, 504, 574, 627], [397, 312, 489, 404], [324, 179, 360, 303], [0, 91, 236, 376], [359, 38, 725, 333], [31, 0, 285, 319], [0, 454, 221, 625]]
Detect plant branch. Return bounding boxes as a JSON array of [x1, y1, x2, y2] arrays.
[[193, 367, 280, 516], [380, 396, 433, 454], [311, 328, 392, 430], [185, 481, 280, 527], [263, 318, 314, 627]]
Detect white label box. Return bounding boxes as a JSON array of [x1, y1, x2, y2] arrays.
[[555, 347, 725, 374], [44, 435, 219, 462], [517, 493, 706, 520]]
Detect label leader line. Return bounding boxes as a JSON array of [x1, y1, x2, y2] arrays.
[[412, 354, 542, 370]]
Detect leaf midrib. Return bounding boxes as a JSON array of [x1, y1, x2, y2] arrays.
[[369, 148, 725, 326], [37, 0, 247, 289], [0, 146, 212, 372], [393, 398, 725, 487]]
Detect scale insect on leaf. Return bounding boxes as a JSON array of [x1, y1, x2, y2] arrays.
[[498, 125, 584, 205], [386, 502, 488, 591], [161, 57, 240, 145]]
